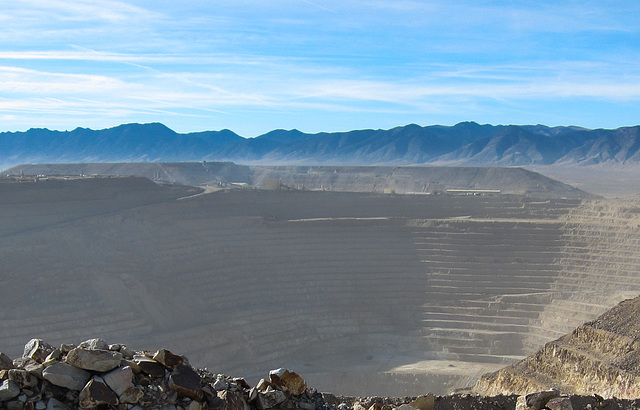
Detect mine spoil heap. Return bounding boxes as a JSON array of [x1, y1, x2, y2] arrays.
[[2, 337, 640, 410]]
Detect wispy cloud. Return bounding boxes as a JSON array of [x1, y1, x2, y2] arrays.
[[2, 57, 639, 124], [8, 0, 163, 23], [361, 0, 639, 33], [0, 0, 639, 134], [299, 0, 337, 13]]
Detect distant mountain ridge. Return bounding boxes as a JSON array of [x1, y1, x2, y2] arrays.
[[1, 122, 640, 168]]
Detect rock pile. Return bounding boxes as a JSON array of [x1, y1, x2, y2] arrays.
[[0, 338, 333, 410], [3, 338, 640, 410]]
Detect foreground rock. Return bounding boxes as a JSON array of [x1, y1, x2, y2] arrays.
[[42, 362, 91, 390], [0, 338, 345, 410], [2, 338, 640, 409], [65, 348, 123, 372]]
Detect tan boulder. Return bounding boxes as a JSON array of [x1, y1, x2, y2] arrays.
[[268, 369, 307, 396], [409, 394, 434, 410]]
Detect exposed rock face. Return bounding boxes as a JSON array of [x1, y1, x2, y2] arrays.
[[474, 296, 640, 399]]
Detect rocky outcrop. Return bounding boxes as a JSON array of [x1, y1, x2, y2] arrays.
[[474, 296, 640, 399]]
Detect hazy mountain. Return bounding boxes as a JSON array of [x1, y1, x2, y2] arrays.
[[1, 122, 640, 169]]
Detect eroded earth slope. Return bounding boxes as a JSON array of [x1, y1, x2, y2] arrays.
[[474, 295, 640, 399]]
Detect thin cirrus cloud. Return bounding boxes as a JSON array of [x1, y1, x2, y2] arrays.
[[0, 0, 639, 134], [4, 0, 161, 23]]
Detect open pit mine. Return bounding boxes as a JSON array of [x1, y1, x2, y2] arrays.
[[1, 164, 640, 405]]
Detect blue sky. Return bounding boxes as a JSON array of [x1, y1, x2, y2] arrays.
[[1, 0, 639, 136]]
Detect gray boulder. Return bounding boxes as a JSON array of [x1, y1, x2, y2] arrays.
[[23, 339, 55, 364], [0, 353, 13, 370], [256, 390, 287, 410], [65, 348, 122, 372], [102, 366, 134, 396], [78, 339, 108, 350], [42, 362, 91, 391], [7, 369, 38, 388], [0, 380, 20, 401]]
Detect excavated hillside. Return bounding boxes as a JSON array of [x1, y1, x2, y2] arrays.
[[474, 295, 640, 399], [1, 176, 639, 397], [520, 198, 640, 351]]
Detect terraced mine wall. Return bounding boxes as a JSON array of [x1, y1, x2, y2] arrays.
[[519, 200, 640, 353], [0, 178, 638, 397]]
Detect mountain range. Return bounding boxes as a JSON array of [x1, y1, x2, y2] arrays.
[[1, 122, 640, 168]]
